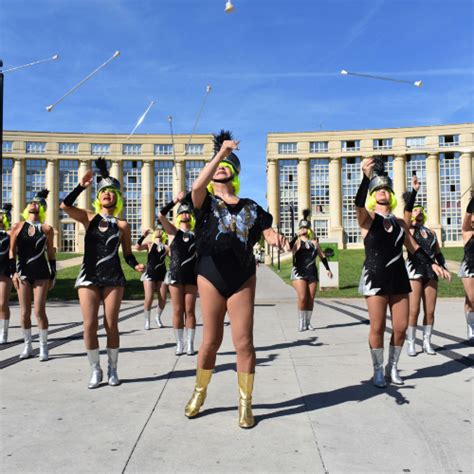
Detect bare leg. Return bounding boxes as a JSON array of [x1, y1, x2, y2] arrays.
[[308, 281, 317, 312], [143, 280, 155, 311], [422, 280, 438, 326], [292, 279, 308, 311], [408, 279, 423, 327], [366, 295, 388, 349], [78, 286, 101, 350], [184, 284, 197, 329], [32, 280, 49, 330], [0, 276, 12, 320], [462, 278, 474, 312], [18, 280, 33, 329], [389, 294, 409, 347], [169, 284, 185, 329], [158, 283, 168, 311], [102, 286, 124, 349]]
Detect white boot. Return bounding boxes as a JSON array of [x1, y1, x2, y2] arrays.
[[155, 307, 164, 328], [19, 328, 33, 359], [0, 319, 9, 344], [143, 310, 151, 330], [186, 328, 195, 355], [385, 346, 404, 385], [306, 310, 315, 331], [406, 326, 416, 356], [298, 310, 306, 332], [370, 348, 387, 388], [422, 325, 436, 355], [175, 329, 184, 355], [465, 312, 474, 341], [87, 349, 103, 389], [107, 348, 120, 386], [38, 329, 49, 361]]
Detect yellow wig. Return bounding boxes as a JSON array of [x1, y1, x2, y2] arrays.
[[207, 162, 241, 196], [366, 190, 397, 212], [411, 205, 427, 225], [22, 204, 47, 223], [152, 229, 168, 244], [93, 187, 123, 217], [175, 213, 195, 231], [299, 228, 314, 240], [1, 214, 10, 230]]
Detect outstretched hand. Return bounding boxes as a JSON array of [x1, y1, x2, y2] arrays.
[[361, 157, 375, 179], [80, 170, 94, 188], [412, 175, 421, 192], [219, 140, 240, 158]]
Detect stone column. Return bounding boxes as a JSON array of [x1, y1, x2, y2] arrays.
[[46, 159, 59, 247], [393, 155, 406, 217], [76, 160, 91, 253], [172, 160, 185, 197], [297, 158, 310, 214], [265, 159, 279, 263], [12, 158, 25, 222], [426, 153, 442, 242], [141, 160, 154, 231], [110, 160, 123, 218], [460, 152, 473, 215], [329, 157, 343, 247]]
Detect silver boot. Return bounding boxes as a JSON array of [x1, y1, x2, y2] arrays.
[[175, 328, 184, 355], [0, 319, 9, 344], [19, 328, 33, 359], [155, 307, 164, 328], [298, 310, 306, 332], [422, 325, 436, 355], [87, 349, 103, 389], [143, 309, 151, 330], [306, 310, 315, 331], [465, 312, 474, 341], [406, 326, 417, 356], [385, 345, 404, 385], [370, 348, 387, 388], [38, 329, 49, 361], [186, 328, 195, 355], [107, 347, 120, 386]]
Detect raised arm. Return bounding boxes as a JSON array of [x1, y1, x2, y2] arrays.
[[8, 222, 22, 289], [262, 227, 290, 252], [158, 194, 183, 238], [191, 139, 239, 209], [315, 239, 333, 278], [403, 175, 420, 227], [134, 229, 151, 251], [356, 157, 374, 232], [462, 196, 473, 241], [60, 170, 95, 228]]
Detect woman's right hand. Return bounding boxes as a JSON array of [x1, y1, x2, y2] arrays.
[[174, 191, 186, 203], [361, 157, 375, 179], [219, 140, 240, 158], [12, 273, 20, 290], [412, 175, 421, 192], [80, 170, 94, 188]]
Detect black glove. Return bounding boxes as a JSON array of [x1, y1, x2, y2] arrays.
[[289, 235, 298, 250], [62, 184, 86, 207], [467, 197, 474, 214], [355, 175, 370, 208], [435, 253, 447, 270], [8, 258, 16, 278], [49, 259, 57, 280], [321, 257, 330, 271], [125, 254, 139, 269], [404, 188, 418, 212], [137, 233, 147, 245]]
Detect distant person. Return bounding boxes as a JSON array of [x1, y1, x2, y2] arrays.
[[0, 204, 13, 344]]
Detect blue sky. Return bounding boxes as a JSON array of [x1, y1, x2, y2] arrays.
[[1, 0, 473, 205]]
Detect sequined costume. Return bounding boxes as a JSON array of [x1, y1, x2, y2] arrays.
[[406, 226, 438, 282], [458, 236, 474, 278], [0, 230, 10, 278], [194, 191, 273, 297], [168, 230, 197, 286], [291, 240, 319, 282], [75, 214, 126, 288], [17, 222, 52, 283], [358, 213, 411, 296], [141, 242, 167, 282]]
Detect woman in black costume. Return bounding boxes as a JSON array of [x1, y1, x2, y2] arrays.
[[0, 204, 13, 344], [459, 196, 474, 340], [135, 222, 169, 330], [403, 175, 451, 356], [60, 159, 144, 388], [159, 196, 197, 355], [9, 190, 56, 361], [356, 157, 447, 388], [290, 210, 333, 331], [184, 131, 289, 429]]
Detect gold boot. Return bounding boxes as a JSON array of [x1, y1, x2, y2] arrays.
[[237, 372, 255, 429], [184, 368, 213, 418]]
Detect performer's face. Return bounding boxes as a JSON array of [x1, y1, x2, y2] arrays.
[[375, 188, 390, 205], [298, 227, 308, 236], [28, 202, 40, 214], [413, 207, 424, 221], [155, 229, 162, 238], [213, 164, 232, 181], [180, 213, 191, 223], [100, 189, 117, 208]]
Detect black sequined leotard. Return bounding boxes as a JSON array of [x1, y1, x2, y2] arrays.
[[359, 213, 411, 296], [168, 230, 197, 286], [406, 226, 438, 282], [0, 230, 11, 278], [194, 191, 273, 298], [291, 239, 319, 282], [459, 236, 474, 278], [141, 242, 167, 282], [75, 214, 126, 288], [17, 222, 52, 282]]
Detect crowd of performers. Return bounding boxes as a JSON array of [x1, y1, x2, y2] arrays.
[[0, 134, 472, 428]]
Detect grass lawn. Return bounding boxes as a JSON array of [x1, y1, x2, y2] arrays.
[[270, 248, 465, 298], [56, 252, 83, 261]]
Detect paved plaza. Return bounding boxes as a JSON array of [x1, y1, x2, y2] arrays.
[[1, 266, 472, 473]]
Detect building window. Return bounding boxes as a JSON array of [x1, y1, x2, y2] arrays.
[[341, 140, 360, 152], [278, 159, 298, 237], [310, 159, 329, 214], [278, 142, 298, 154], [185, 160, 205, 191], [155, 161, 174, 220], [123, 144, 142, 155], [60, 223, 76, 252], [59, 160, 79, 218], [405, 154, 427, 211], [123, 160, 142, 242], [440, 152, 461, 242], [406, 137, 426, 148], [310, 141, 329, 153], [378, 155, 394, 179], [313, 219, 329, 239], [25, 142, 46, 154], [91, 143, 110, 155], [91, 159, 112, 197], [342, 157, 362, 244], [25, 159, 46, 203], [439, 135, 459, 147], [2, 141, 13, 153], [373, 138, 393, 150], [59, 143, 79, 154], [154, 144, 174, 156], [185, 144, 204, 155], [1, 158, 13, 204]]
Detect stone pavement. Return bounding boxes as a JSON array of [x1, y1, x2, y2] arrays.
[[0, 265, 472, 473]]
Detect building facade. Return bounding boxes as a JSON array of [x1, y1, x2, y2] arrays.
[[2, 131, 214, 252], [267, 123, 473, 248]]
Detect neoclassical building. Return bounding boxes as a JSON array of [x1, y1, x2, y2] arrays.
[[2, 131, 214, 252], [266, 123, 473, 248]]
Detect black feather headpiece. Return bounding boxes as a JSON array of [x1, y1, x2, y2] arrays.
[[95, 157, 121, 194], [212, 129, 241, 175], [368, 157, 393, 194], [298, 209, 311, 229], [31, 189, 50, 210], [94, 157, 110, 179]]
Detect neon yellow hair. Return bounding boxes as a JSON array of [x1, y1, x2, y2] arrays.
[[366, 190, 397, 212], [1, 214, 10, 230], [175, 213, 195, 231], [93, 187, 123, 217], [207, 162, 241, 196], [299, 228, 314, 240], [152, 229, 168, 244], [411, 205, 427, 225], [22, 204, 47, 223]]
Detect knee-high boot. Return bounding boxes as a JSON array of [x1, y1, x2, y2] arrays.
[[175, 328, 184, 355], [86, 349, 103, 389], [0, 319, 9, 344], [370, 348, 386, 388], [185, 368, 213, 418], [143, 309, 151, 330], [107, 348, 120, 386], [385, 345, 404, 385], [155, 306, 164, 328], [237, 372, 255, 428], [422, 325, 436, 355], [298, 310, 306, 332], [465, 312, 474, 340], [306, 310, 315, 331], [19, 328, 33, 359], [186, 328, 195, 355], [406, 326, 416, 356], [39, 329, 49, 361]]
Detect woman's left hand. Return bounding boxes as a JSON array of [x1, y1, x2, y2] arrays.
[[135, 263, 145, 273], [431, 263, 445, 278], [327, 271, 333, 279], [442, 268, 452, 282]]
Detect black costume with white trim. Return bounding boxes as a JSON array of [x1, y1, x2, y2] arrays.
[[406, 226, 438, 282], [459, 236, 474, 278], [291, 240, 319, 282], [168, 230, 197, 286], [0, 230, 10, 278], [141, 242, 167, 282], [359, 213, 411, 296]]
